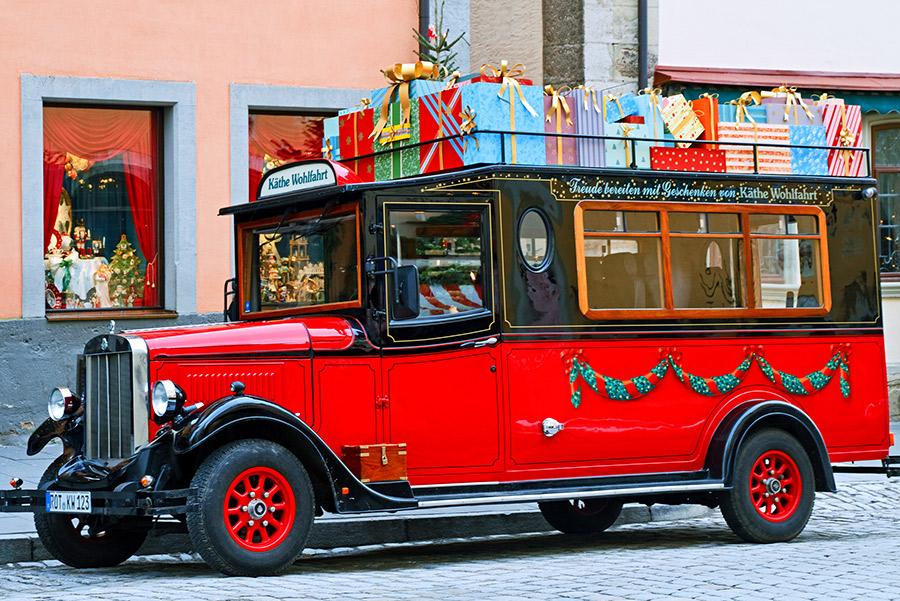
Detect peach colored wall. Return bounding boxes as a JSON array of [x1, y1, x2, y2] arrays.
[[0, 0, 419, 318]]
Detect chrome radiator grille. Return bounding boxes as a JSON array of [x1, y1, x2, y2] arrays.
[[84, 350, 134, 460]]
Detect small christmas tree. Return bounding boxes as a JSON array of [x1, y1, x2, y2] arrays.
[[108, 234, 144, 307]]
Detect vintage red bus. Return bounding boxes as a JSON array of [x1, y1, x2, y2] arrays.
[[2, 152, 897, 576]]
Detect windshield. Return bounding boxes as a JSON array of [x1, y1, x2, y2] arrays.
[[241, 206, 359, 315]]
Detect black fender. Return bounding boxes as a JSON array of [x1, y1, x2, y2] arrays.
[[26, 416, 83, 457], [705, 400, 836, 492], [173, 394, 417, 513]]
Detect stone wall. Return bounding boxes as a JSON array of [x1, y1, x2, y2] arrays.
[[0, 313, 220, 443], [583, 0, 657, 93], [470, 0, 543, 81]]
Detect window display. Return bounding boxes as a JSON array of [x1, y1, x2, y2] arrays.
[[42, 106, 160, 311], [248, 112, 327, 201]]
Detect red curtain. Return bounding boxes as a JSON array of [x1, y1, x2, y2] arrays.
[[43, 107, 158, 305], [248, 114, 325, 200]]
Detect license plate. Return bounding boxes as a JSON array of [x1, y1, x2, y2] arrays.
[[45, 491, 92, 514]]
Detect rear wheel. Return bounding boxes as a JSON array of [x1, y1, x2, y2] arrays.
[[539, 498, 623, 534], [720, 429, 815, 543], [186, 439, 313, 576], [34, 456, 150, 568]]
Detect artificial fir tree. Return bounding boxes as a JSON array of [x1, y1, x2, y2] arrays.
[[108, 234, 144, 307]]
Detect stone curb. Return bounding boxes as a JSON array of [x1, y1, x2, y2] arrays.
[[0, 504, 714, 564]]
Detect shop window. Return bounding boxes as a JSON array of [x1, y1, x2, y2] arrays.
[[248, 112, 329, 201], [43, 106, 160, 312], [575, 202, 830, 319], [872, 124, 900, 273], [387, 208, 486, 319]]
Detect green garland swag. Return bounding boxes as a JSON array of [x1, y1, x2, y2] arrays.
[[566, 348, 850, 408]]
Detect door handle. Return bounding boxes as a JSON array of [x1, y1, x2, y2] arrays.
[[461, 336, 498, 349], [542, 418, 564, 438]]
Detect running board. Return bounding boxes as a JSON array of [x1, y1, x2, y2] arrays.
[[416, 481, 725, 509], [832, 456, 900, 477]]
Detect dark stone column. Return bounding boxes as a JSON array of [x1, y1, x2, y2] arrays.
[[542, 0, 584, 88]]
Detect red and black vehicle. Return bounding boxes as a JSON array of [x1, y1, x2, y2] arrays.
[[2, 152, 898, 576]]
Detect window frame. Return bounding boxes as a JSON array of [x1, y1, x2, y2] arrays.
[[574, 201, 831, 320], [42, 103, 167, 317], [872, 122, 900, 278], [236, 201, 363, 320]]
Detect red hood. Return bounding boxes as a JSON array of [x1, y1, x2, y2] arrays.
[[129, 316, 359, 359]]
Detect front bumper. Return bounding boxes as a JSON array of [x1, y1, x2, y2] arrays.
[[0, 487, 189, 517]]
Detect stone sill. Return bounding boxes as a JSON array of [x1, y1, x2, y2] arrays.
[[45, 309, 178, 322]]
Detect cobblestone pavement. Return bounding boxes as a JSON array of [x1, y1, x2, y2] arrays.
[[2, 478, 899, 601]]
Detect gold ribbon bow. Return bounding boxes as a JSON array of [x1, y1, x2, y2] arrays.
[[370, 61, 440, 141], [545, 85, 573, 165], [727, 91, 762, 125], [620, 123, 636, 167], [765, 85, 814, 124], [321, 139, 333, 160], [698, 92, 719, 99], [445, 70, 461, 89], [480, 60, 538, 163], [838, 104, 856, 176], [459, 106, 479, 152], [603, 94, 624, 122], [639, 87, 663, 139], [574, 85, 602, 113], [813, 93, 837, 105]]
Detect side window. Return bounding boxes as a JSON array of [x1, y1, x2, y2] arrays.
[[387, 207, 487, 319], [750, 214, 824, 309], [669, 212, 745, 309]]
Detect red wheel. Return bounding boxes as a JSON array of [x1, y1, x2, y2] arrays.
[[224, 466, 297, 552], [721, 429, 815, 543], [748, 450, 802, 523]]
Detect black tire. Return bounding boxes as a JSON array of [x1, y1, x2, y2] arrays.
[[539, 498, 623, 534], [186, 439, 314, 576], [720, 429, 815, 543], [34, 456, 150, 568]]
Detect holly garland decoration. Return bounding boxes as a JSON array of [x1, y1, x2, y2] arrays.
[[566, 346, 850, 408]]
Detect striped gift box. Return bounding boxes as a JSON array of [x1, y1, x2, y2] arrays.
[[572, 90, 605, 167], [418, 87, 466, 174], [717, 122, 791, 174], [821, 103, 864, 177]]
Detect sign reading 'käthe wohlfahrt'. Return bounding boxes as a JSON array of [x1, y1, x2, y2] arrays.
[[258, 162, 337, 199]]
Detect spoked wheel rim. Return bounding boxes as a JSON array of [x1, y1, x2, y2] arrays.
[[749, 450, 802, 522], [223, 466, 296, 552]]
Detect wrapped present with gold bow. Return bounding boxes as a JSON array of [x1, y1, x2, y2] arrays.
[[761, 85, 822, 126], [543, 85, 578, 165], [719, 92, 768, 124], [603, 92, 639, 123], [789, 125, 828, 176], [604, 122, 652, 169], [451, 62, 544, 165], [572, 85, 605, 167], [635, 88, 672, 146], [822, 103, 864, 177], [649, 147, 726, 173], [418, 87, 466, 174], [338, 104, 375, 182], [369, 61, 445, 121], [460, 61, 535, 86], [691, 94, 719, 150], [717, 122, 791, 174], [373, 101, 421, 181], [660, 93, 704, 148]]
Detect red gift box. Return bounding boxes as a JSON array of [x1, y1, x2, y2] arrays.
[[418, 87, 465, 174], [650, 147, 727, 172], [690, 96, 719, 150], [620, 115, 645, 124], [822, 103, 864, 177], [338, 109, 375, 182]]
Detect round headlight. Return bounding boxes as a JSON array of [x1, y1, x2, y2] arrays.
[[48, 387, 78, 421], [151, 380, 185, 424]]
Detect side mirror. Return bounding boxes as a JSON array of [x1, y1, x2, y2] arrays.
[[391, 265, 420, 320]]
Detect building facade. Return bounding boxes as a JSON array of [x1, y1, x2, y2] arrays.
[[0, 0, 422, 437]]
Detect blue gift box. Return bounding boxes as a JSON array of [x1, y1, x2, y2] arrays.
[[603, 93, 639, 123], [458, 82, 545, 166], [322, 116, 341, 161], [719, 103, 768, 124], [371, 79, 447, 113], [789, 125, 828, 175], [634, 94, 672, 147], [604, 123, 652, 169]]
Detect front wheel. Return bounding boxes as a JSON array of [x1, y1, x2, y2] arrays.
[[720, 429, 815, 543], [539, 498, 623, 534], [34, 456, 150, 568], [186, 439, 314, 576]]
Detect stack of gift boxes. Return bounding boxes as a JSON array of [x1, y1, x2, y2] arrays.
[[322, 62, 865, 181]]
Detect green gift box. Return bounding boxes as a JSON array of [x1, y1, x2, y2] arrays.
[[374, 102, 420, 181]]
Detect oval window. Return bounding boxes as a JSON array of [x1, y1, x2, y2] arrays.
[[518, 209, 552, 271]]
